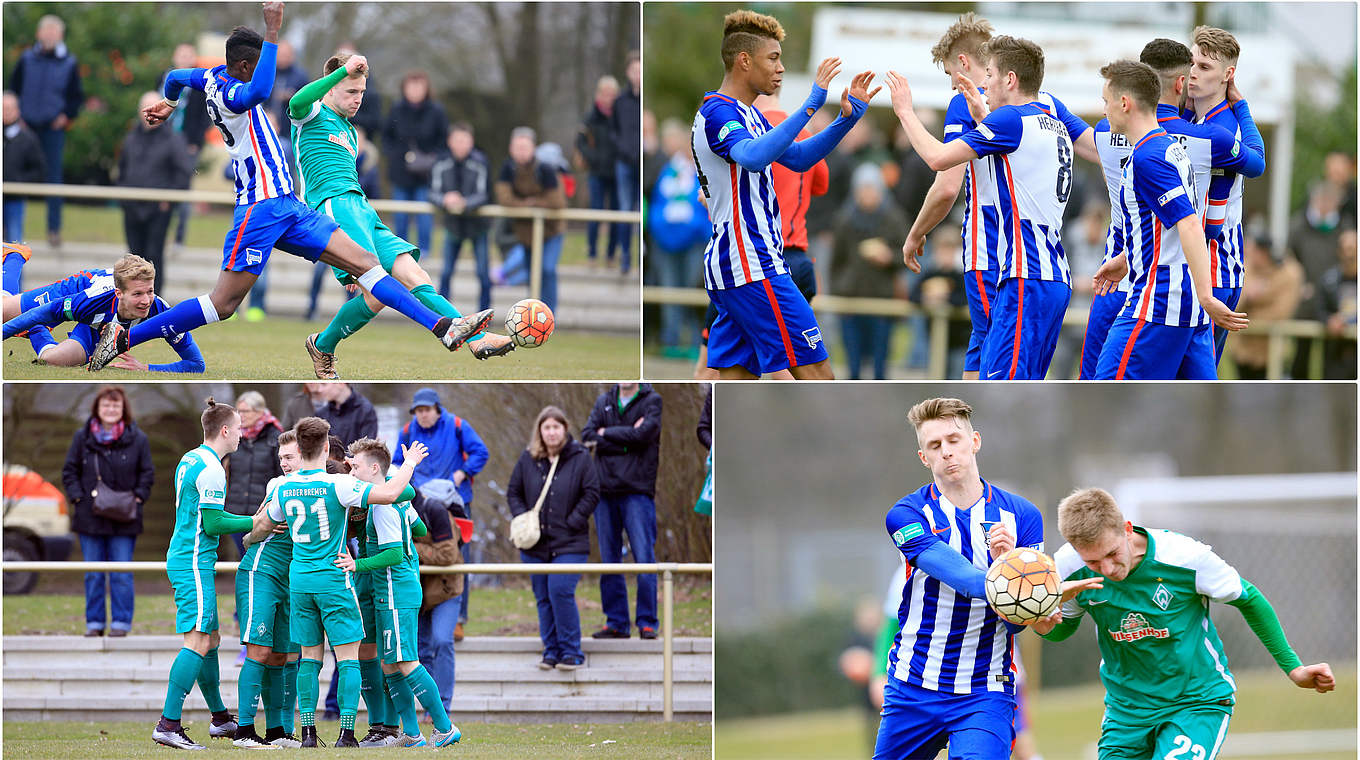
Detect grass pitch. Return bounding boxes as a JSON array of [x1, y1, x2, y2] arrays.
[[2, 720, 712, 759], [2, 316, 638, 380]]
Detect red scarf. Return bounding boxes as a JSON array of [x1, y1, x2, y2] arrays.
[[90, 419, 125, 445], [242, 412, 282, 441]]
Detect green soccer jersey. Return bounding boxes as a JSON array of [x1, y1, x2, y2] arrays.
[[265, 468, 371, 594], [290, 93, 363, 208], [1049, 527, 1244, 724], [167, 445, 227, 571], [365, 499, 422, 610], [240, 476, 293, 580]]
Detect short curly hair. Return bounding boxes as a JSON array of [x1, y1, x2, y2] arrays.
[[721, 10, 784, 71], [931, 12, 993, 67]]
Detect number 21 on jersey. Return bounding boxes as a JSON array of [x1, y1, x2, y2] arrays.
[[285, 498, 331, 542]]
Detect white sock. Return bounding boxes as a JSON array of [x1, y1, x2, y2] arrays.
[[197, 294, 221, 324], [357, 266, 385, 291]]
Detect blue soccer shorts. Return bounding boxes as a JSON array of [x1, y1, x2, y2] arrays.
[[1079, 288, 1127, 380], [1094, 316, 1217, 380], [979, 277, 1071, 380], [964, 268, 998, 373], [1211, 286, 1241, 362], [222, 195, 338, 275], [706, 273, 828, 375], [873, 677, 1016, 760], [18, 277, 83, 313]]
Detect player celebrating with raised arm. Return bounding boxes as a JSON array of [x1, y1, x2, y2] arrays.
[[240, 417, 424, 748], [692, 10, 878, 380], [879, 398, 1099, 759], [1079, 40, 1264, 379], [88, 2, 489, 372], [1037, 488, 1334, 759], [289, 52, 511, 380], [888, 37, 1085, 380], [339, 438, 462, 748], [153, 398, 271, 750], [3, 253, 204, 372], [1090, 62, 1248, 380]]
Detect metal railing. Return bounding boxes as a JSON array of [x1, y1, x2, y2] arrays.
[[644, 284, 1358, 379], [3, 182, 639, 304], [1, 559, 712, 721]]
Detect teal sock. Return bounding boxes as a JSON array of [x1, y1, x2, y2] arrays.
[[196, 646, 226, 713], [359, 657, 385, 726], [412, 283, 485, 341], [404, 664, 451, 733], [384, 671, 420, 737], [379, 671, 397, 731], [238, 656, 267, 728], [283, 659, 299, 733], [337, 659, 361, 724], [297, 657, 322, 726], [263, 664, 285, 730], [162, 648, 204, 721], [315, 296, 377, 353]]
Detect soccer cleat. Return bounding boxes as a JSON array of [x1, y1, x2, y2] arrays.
[[269, 733, 302, 748], [431, 725, 462, 747], [435, 309, 494, 352], [305, 333, 340, 379], [358, 727, 394, 747], [396, 732, 427, 748], [152, 725, 206, 750], [300, 725, 327, 748], [232, 726, 280, 749], [208, 713, 239, 737], [469, 335, 516, 360], [87, 321, 128, 371], [335, 728, 359, 747]]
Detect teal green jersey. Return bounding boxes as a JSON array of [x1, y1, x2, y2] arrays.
[[265, 468, 372, 594], [239, 476, 294, 581], [290, 100, 363, 208], [1052, 527, 1245, 724], [167, 445, 227, 571], [365, 499, 422, 610]]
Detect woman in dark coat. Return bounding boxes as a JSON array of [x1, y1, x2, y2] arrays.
[[224, 390, 283, 559], [61, 385, 153, 636], [507, 405, 600, 670]]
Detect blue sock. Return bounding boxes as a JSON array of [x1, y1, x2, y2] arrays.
[[27, 325, 57, 357], [2, 251, 27, 294], [128, 294, 218, 348], [359, 268, 441, 332]]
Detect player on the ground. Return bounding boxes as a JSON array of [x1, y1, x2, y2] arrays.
[[887, 36, 1086, 379], [240, 417, 424, 748], [878, 397, 1099, 759], [153, 398, 267, 749], [1079, 40, 1263, 379], [1037, 487, 1335, 758], [1090, 62, 1248, 379], [2, 253, 204, 372], [288, 51, 512, 380], [692, 9, 878, 380], [1188, 26, 1260, 361], [232, 429, 303, 748], [88, 2, 489, 371], [340, 438, 462, 747]]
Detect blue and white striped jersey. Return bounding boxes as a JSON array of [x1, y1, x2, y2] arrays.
[[1194, 99, 1262, 289], [884, 480, 1044, 695], [692, 92, 788, 290], [959, 100, 1083, 285], [163, 41, 294, 206], [1117, 129, 1207, 327], [1093, 119, 1135, 296]]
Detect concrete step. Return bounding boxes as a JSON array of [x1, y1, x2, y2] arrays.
[[16, 242, 640, 332]]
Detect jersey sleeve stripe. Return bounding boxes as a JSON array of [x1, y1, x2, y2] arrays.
[[759, 277, 799, 367], [226, 203, 257, 270]]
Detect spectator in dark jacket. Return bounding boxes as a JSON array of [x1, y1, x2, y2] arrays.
[[581, 382, 662, 639], [432, 123, 493, 311], [280, 383, 323, 430], [162, 44, 211, 249], [610, 52, 642, 274], [3, 91, 47, 244], [577, 75, 623, 269], [118, 91, 195, 290], [494, 127, 567, 312], [508, 406, 600, 670], [314, 383, 378, 446], [9, 14, 83, 247], [1317, 228, 1358, 379], [223, 390, 283, 558], [697, 385, 712, 451], [383, 70, 448, 256], [61, 385, 153, 637]]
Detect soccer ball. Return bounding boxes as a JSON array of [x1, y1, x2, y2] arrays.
[[984, 547, 1061, 625], [505, 298, 554, 348]]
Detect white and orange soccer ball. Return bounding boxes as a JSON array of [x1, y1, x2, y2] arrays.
[[984, 547, 1061, 625], [505, 298, 554, 348]]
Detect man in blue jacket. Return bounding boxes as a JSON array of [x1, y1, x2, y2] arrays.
[[395, 387, 489, 646]]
